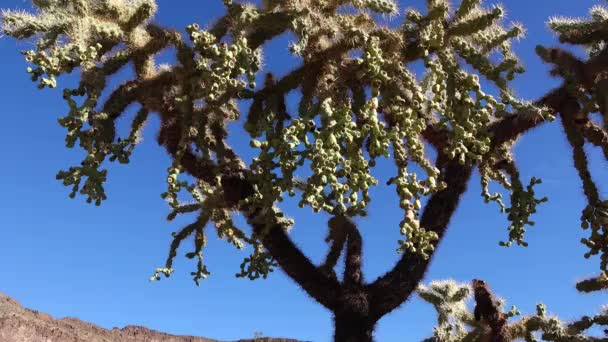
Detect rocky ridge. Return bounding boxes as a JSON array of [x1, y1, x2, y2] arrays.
[[0, 293, 302, 342]]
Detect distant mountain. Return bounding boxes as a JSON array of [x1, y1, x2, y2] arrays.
[[0, 293, 303, 342]]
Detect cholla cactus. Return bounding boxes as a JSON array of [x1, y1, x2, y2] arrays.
[[535, 4, 608, 273], [3, 0, 608, 340], [421, 277, 608, 342], [417, 280, 479, 342], [1, 0, 548, 275]]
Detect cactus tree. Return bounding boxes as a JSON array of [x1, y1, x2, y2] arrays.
[[2, 0, 608, 341]]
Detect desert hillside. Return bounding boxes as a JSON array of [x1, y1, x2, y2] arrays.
[[0, 293, 302, 342]]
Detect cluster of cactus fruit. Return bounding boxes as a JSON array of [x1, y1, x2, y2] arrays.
[[1, 0, 606, 283], [0, 0, 557, 277]]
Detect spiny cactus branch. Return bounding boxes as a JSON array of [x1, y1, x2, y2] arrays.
[[562, 98, 600, 206], [489, 45, 608, 150], [332, 216, 364, 286], [242, 198, 342, 310], [580, 120, 608, 160], [576, 273, 608, 293], [368, 160, 473, 320], [319, 222, 348, 279], [471, 279, 509, 342]]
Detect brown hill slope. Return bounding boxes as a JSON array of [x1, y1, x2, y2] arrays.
[[0, 293, 302, 342]]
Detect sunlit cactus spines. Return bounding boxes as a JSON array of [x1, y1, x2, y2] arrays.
[[547, 4, 608, 52], [417, 280, 475, 341], [4, 0, 608, 340], [535, 4, 608, 273], [421, 277, 608, 342]]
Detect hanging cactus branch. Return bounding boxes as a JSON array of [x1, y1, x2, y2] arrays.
[[532, 6, 608, 274], [580, 119, 608, 160]]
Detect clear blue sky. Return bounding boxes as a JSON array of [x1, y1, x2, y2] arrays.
[[1, 0, 607, 341]]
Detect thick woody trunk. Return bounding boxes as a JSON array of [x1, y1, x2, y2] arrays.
[[333, 316, 375, 342], [333, 288, 376, 342]]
